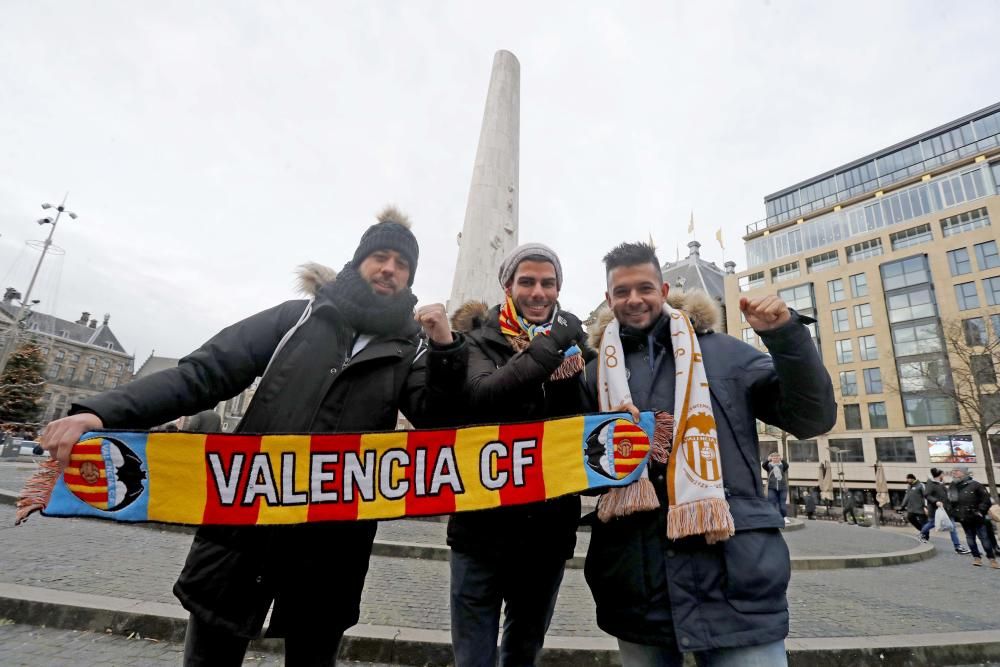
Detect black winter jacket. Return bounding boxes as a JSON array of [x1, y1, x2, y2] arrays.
[[900, 483, 927, 514], [581, 294, 836, 653], [923, 479, 952, 516], [445, 303, 593, 559], [73, 270, 467, 638], [949, 477, 994, 524], [762, 460, 790, 491]]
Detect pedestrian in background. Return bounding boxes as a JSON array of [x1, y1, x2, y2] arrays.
[[919, 468, 970, 553], [899, 474, 926, 533], [948, 466, 998, 568], [763, 452, 790, 524]]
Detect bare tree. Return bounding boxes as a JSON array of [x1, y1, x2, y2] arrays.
[[889, 318, 999, 503]]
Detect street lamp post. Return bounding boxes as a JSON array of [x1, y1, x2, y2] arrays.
[[828, 446, 847, 518], [0, 195, 77, 380]]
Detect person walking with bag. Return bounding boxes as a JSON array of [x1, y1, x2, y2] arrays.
[[919, 468, 970, 553]]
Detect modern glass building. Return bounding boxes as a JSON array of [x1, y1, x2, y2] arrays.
[[726, 101, 1000, 502]]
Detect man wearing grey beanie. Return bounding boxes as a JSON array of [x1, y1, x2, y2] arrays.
[[948, 465, 998, 567], [446, 242, 594, 667]]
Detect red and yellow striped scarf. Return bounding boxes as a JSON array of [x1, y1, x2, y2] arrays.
[[498, 295, 584, 382]]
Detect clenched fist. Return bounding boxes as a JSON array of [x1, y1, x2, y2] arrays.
[[415, 303, 454, 345], [739, 295, 791, 332]]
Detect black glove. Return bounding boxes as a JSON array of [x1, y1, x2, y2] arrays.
[[548, 310, 585, 352]]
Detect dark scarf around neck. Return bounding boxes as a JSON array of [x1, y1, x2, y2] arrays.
[[323, 264, 418, 338]]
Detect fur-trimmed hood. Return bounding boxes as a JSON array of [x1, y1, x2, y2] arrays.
[[296, 262, 338, 297], [586, 288, 722, 349], [451, 301, 490, 333]]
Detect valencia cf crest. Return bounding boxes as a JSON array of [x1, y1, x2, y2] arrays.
[[584, 418, 651, 480], [65, 436, 147, 512]]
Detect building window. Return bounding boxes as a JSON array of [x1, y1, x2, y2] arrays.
[[984, 277, 1000, 306], [770, 261, 800, 283], [70, 353, 80, 362], [948, 247, 972, 276], [844, 404, 863, 430], [828, 278, 846, 303], [777, 283, 815, 312], [858, 335, 878, 361], [64, 366, 76, 381], [840, 370, 858, 396], [828, 438, 865, 462], [850, 273, 868, 297], [868, 402, 888, 428], [881, 255, 930, 291], [898, 359, 948, 392], [903, 396, 958, 427], [836, 339, 854, 364], [758, 440, 778, 461], [853, 303, 873, 328], [992, 314, 1000, 341], [890, 223, 933, 250], [875, 437, 916, 462], [789, 439, 819, 462], [989, 434, 1000, 466], [54, 349, 65, 361], [83, 369, 95, 384], [963, 317, 987, 346], [940, 206, 990, 237], [955, 282, 980, 310], [892, 322, 943, 356], [806, 251, 839, 273], [972, 354, 997, 385], [864, 367, 883, 393], [96, 372, 108, 387], [832, 308, 849, 333], [47, 363, 61, 379], [100, 359, 111, 370], [846, 238, 884, 263], [739, 271, 766, 292], [887, 288, 936, 323], [975, 241, 1000, 271], [87, 357, 96, 368], [742, 328, 757, 346], [111, 377, 120, 389], [115, 362, 124, 373]]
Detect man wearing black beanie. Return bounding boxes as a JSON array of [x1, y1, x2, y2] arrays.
[[42, 205, 467, 666]]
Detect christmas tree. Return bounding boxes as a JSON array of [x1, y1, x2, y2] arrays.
[[0, 342, 46, 427]]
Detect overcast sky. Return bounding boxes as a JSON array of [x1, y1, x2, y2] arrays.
[[2, 1, 998, 362]]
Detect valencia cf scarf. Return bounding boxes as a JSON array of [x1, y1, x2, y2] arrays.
[[597, 302, 735, 544], [15, 412, 670, 526]]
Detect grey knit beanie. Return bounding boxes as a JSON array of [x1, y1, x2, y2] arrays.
[[497, 243, 563, 289]]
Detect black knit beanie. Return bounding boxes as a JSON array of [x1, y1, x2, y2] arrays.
[[351, 206, 419, 285]]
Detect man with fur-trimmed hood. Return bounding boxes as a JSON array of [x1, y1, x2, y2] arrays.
[[447, 242, 594, 667], [581, 242, 835, 666], [41, 207, 468, 666]]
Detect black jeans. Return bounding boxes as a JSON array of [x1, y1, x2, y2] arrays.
[[450, 549, 566, 667], [906, 511, 926, 532], [843, 507, 858, 524], [960, 518, 997, 560], [183, 615, 342, 667]]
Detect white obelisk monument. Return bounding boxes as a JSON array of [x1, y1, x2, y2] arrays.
[[448, 50, 520, 310]]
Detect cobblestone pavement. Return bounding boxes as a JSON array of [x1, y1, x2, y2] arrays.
[[0, 622, 398, 667], [3, 464, 999, 640]]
